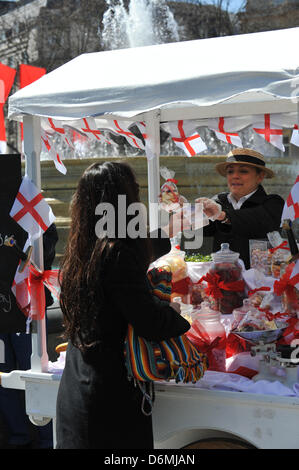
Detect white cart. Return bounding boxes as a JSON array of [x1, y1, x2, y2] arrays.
[[1, 27, 299, 449]]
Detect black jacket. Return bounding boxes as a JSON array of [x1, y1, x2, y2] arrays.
[[203, 185, 285, 269], [56, 240, 189, 449]]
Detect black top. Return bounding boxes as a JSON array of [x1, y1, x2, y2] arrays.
[[203, 185, 285, 268], [56, 240, 190, 449]]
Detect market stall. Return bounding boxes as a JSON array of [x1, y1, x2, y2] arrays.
[[1, 26, 299, 448]]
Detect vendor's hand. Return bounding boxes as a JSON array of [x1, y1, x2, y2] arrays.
[[158, 193, 187, 213], [170, 302, 181, 314], [195, 197, 223, 221], [165, 207, 192, 238]]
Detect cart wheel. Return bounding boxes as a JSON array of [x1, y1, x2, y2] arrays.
[[29, 415, 52, 426], [183, 438, 255, 449]]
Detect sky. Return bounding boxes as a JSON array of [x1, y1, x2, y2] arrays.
[[179, 0, 246, 12]]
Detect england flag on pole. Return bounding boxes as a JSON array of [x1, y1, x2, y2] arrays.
[[10, 176, 56, 242], [281, 175, 299, 223]]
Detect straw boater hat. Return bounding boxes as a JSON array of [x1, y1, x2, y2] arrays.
[[215, 148, 274, 179]]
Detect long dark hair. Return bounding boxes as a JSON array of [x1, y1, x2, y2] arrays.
[[59, 161, 152, 351]]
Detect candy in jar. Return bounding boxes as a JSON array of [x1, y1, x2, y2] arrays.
[[187, 301, 226, 372], [204, 243, 246, 314], [155, 245, 189, 303]]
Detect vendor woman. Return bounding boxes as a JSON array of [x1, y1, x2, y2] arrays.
[[197, 148, 284, 269]]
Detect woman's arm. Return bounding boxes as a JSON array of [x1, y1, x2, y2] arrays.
[[105, 246, 190, 342]]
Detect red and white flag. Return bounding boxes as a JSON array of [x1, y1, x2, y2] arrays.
[[281, 174, 299, 223], [72, 117, 111, 143], [164, 120, 207, 157], [209, 117, 243, 147], [41, 117, 73, 148], [108, 120, 145, 150], [253, 114, 285, 151], [9, 175, 56, 242], [11, 266, 30, 317], [41, 131, 67, 175], [291, 124, 299, 147]]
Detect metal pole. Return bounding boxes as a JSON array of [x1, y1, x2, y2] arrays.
[[23, 115, 49, 372], [145, 110, 161, 233]]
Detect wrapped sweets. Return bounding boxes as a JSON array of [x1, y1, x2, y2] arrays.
[[159, 166, 188, 212], [235, 308, 277, 332], [249, 240, 272, 275]]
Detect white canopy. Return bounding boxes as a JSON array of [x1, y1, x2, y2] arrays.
[[8, 27, 299, 122]]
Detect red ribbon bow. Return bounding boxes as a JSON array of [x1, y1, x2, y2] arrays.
[[264, 311, 289, 321], [268, 241, 290, 254], [29, 266, 60, 320], [199, 272, 245, 299], [248, 286, 271, 296], [166, 178, 178, 184], [273, 267, 299, 296]]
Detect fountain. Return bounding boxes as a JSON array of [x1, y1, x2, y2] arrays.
[[101, 0, 180, 50]]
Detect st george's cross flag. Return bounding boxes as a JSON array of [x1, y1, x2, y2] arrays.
[[163, 120, 207, 157], [281, 174, 299, 224], [209, 117, 243, 147], [41, 131, 67, 175], [9, 175, 56, 242], [108, 120, 145, 150], [253, 114, 285, 151]]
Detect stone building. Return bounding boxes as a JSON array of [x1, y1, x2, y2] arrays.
[[239, 0, 299, 33]]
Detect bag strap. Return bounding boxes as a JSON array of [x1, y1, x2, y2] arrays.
[[136, 380, 155, 416]]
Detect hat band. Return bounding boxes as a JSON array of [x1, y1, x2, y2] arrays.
[[228, 154, 265, 167]]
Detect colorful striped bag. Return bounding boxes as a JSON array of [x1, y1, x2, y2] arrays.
[[124, 267, 208, 414]]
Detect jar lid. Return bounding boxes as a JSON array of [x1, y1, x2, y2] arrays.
[[212, 243, 240, 263]]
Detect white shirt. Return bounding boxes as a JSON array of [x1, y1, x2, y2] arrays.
[[227, 189, 258, 210]]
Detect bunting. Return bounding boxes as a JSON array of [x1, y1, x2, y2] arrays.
[[209, 117, 243, 147], [253, 114, 284, 151], [162, 120, 206, 157]]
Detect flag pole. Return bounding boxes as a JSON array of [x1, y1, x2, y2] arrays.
[[23, 115, 49, 372]]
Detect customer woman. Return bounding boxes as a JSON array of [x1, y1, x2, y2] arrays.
[[56, 161, 190, 449], [198, 148, 285, 268]]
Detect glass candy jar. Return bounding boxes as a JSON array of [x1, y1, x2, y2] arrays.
[[156, 246, 189, 303], [207, 243, 245, 314], [190, 301, 226, 372], [232, 298, 252, 330]]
